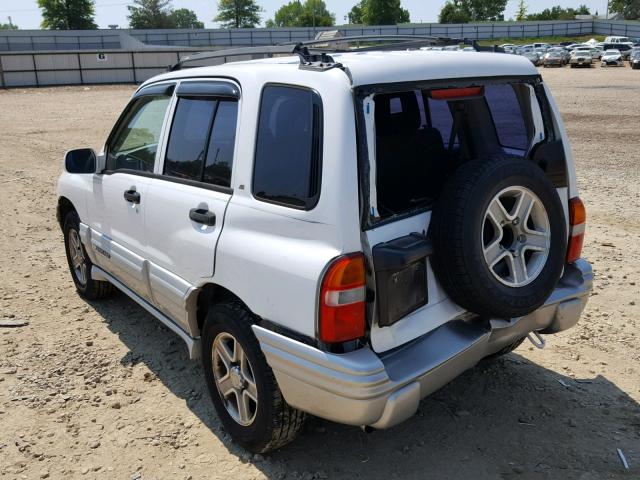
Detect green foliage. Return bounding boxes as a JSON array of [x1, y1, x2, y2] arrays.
[[170, 8, 204, 28], [38, 0, 97, 30], [127, 0, 174, 28], [346, 0, 409, 25], [515, 0, 527, 21], [269, 0, 335, 27], [609, 0, 640, 19], [439, 0, 508, 23], [215, 0, 262, 28], [347, 1, 365, 24], [526, 5, 591, 21], [0, 23, 19, 30]]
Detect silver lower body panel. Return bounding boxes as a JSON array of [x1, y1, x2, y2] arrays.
[[253, 259, 593, 429]]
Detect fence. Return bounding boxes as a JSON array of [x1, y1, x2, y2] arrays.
[[0, 49, 192, 88], [0, 33, 121, 52], [2, 20, 639, 53]]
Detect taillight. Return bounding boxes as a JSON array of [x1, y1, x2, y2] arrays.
[[566, 197, 586, 263], [319, 253, 366, 343]]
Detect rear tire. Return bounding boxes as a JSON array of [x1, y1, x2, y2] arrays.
[[63, 211, 114, 300], [201, 302, 305, 453]]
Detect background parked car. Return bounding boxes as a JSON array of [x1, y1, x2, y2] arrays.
[[543, 51, 565, 67], [604, 43, 632, 60], [570, 49, 593, 68], [521, 50, 542, 66], [547, 47, 570, 64], [629, 47, 640, 69], [601, 49, 624, 67]]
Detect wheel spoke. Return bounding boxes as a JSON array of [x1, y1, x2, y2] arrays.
[[487, 198, 509, 227], [514, 191, 535, 223], [216, 341, 233, 369], [237, 390, 252, 424], [216, 373, 235, 398], [507, 253, 528, 284], [245, 378, 258, 402], [483, 240, 508, 268], [524, 231, 548, 251]]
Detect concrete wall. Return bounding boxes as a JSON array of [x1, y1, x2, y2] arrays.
[[2, 20, 639, 53], [0, 49, 186, 88]]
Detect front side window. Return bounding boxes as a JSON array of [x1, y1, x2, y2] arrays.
[[253, 85, 322, 209], [107, 95, 171, 172], [163, 97, 238, 187]]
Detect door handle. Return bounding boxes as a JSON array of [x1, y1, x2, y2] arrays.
[[189, 208, 216, 226], [124, 189, 141, 204]]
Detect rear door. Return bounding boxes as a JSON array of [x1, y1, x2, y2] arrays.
[[143, 80, 239, 329], [362, 82, 543, 353]]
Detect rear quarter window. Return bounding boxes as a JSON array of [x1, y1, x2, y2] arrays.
[[252, 85, 323, 210], [484, 84, 529, 153]]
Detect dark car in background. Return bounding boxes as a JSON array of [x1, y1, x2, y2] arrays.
[[631, 48, 640, 69]]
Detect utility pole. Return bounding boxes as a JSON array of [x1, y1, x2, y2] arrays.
[[7, 16, 13, 28]]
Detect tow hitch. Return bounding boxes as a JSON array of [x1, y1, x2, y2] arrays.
[[527, 331, 546, 349]]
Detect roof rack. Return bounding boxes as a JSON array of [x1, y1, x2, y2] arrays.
[[168, 35, 504, 71]]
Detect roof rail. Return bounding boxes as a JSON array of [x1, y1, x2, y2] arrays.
[[168, 35, 504, 71]]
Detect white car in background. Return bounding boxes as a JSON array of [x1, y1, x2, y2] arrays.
[[601, 49, 624, 67]]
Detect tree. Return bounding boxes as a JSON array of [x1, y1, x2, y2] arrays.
[[347, 0, 365, 23], [526, 5, 590, 21], [268, 0, 335, 27], [215, 0, 262, 28], [170, 8, 204, 28], [128, 0, 174, 29], [438, 0, 508, 23], [515, 0, 527, 21], [346, 0, 409, 25], [0, 23, 18, 30], [38, 0, 97, 29], [609, 0, 640, 19]]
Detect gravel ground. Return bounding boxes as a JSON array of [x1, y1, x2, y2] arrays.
[[0, 65, 639, 480]]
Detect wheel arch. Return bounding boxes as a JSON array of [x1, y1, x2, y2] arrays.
[[57, 196, 77, 229], [189, 282, 256, 338]]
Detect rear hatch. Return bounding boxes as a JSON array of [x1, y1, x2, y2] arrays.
[[356, 77, 566, 353]]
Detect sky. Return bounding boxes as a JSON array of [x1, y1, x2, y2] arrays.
[[0, 0, 612, 30]]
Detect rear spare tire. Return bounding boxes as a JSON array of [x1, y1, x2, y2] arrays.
[[429, 156, 566, 319]]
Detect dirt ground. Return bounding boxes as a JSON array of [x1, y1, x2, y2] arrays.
[[0, 64, 639, 480]]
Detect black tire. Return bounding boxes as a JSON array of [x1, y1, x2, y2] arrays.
[[63, 211, 114, 300], [484, 336, 527, 361], [201, 302, 305, 453], [429, 157, 566, 319]]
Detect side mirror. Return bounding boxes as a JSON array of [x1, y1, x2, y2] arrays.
[[65, 148, 96, 174]]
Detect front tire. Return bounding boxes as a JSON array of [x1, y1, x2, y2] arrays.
[[201, 302, 305, 453], [63, 211, 114, 300]]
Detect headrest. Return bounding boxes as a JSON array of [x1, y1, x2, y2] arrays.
[[375, 92, 422, 136]]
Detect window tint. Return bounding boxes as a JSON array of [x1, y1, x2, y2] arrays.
[[164, 98, 216, 181], [427, 97, 456, 147], [163, 97, 238, 187], [253, 86, 322, 209], [107, 95, 170, 172], [484, 84, 529, 151], [203, 101, 237, 188]]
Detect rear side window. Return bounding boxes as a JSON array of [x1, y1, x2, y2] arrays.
[[163, 97, 238, 187], [484, 84, 529, 152], [253, 85, 322, 209]]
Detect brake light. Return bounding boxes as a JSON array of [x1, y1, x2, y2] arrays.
[[566, 197, 586, 263], [319, 253, 366, 343], [430, 86, 484, 100]]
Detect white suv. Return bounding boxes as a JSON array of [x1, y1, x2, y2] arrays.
[[57, 39, 592, 453]]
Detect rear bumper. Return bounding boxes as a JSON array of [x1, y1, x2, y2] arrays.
[[253, 259, 593, 429]]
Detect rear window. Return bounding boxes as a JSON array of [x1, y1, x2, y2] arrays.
[[252, 85, 323, 210], [484, 84, 528, 152], [370, 82, 536, 221]]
